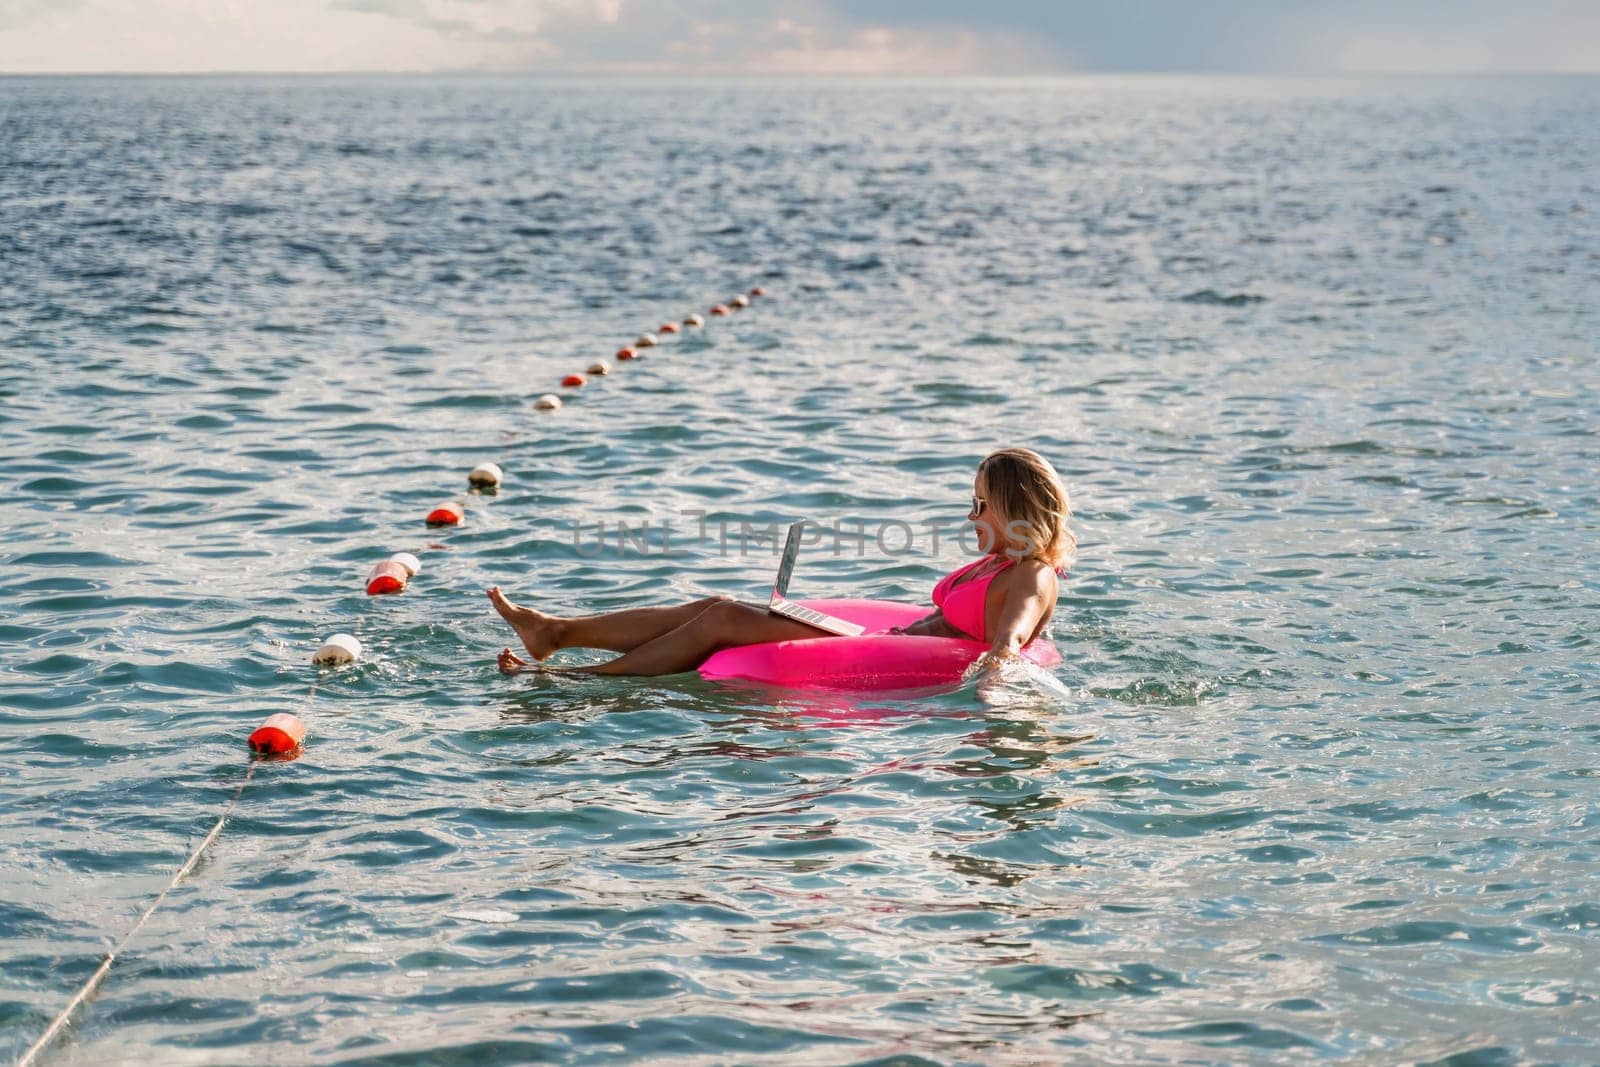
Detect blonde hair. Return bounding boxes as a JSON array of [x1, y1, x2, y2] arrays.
[[978, 446, 1076, 570]]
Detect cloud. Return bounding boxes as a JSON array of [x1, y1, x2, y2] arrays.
[[828, 0, 1600, 74], [0, 0, 1594, 74], [552, 7, 1068, 76], [0, 0, 531, 71], [1303, 1, 1600, 74], [712, 21, 1063, 76], [0, 0, 85, 31], [329, 0, 617, 44], [317, 0, 1066, 74], [0, 0, 1061, 73]]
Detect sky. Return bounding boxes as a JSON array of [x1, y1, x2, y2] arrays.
[[1, 0, 1597, 75]]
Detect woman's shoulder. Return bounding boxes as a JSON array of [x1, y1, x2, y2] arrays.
[[1002, 557, 1060, 589]]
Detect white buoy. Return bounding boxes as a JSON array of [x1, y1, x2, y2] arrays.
[[468, 461, 503, 489], [535, 394, 562, 411], [587, 360, 610, 376], [683, 313, 704, 328], [635, 333, 658, 348], [312, 633, 362, 665], [388, 552, 421, 577], [731, 294, 750, 309]]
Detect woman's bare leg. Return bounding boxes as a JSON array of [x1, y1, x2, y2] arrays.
[[487, 586, 733, 660], [575, 600, 826, 677]]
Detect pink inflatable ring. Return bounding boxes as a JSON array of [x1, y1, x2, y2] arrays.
[[699, 598, 1061, 690]]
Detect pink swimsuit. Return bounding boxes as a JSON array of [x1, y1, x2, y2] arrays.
[[931, 556, 1017, 643]]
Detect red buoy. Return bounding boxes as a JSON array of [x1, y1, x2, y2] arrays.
[[249, 712, 306, 756], [426, 501, 464, 527], [749, 286, 766, 297], [366, 560, 409, 594], [615, 347, 636, 361], [562, 373, 587, 388], [710, 304, 729, 316], [659, 322, 679, 334]]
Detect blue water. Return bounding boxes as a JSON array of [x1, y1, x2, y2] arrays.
[[2, 75, 1597, 1064]]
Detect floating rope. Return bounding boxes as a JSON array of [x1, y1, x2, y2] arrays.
[[15, 762, 257, 1067]]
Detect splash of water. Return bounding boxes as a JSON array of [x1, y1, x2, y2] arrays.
[[963, 654, 1077, 708]]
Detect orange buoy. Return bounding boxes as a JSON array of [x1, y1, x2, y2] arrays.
[[426, 501, 464, 527], [615, 346, 636, 361], [562, 373, 586, 388], [749, 286, 766, 297], [249, 712, 306, 756], [710, 304, 729, 316], [366, 560, 409, 595], [659, 322, 679, 334]]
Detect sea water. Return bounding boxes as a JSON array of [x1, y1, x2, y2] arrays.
[[1, 75, 1597, 1064]]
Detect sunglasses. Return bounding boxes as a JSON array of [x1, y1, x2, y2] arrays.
[[970, 495, 986, 514]]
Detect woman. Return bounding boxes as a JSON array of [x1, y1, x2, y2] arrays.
[[489, 446, 1074, 677]]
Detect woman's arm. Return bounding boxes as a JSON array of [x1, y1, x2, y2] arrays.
[[889, 607, 963, 638], [975, 563, 1057, 670]]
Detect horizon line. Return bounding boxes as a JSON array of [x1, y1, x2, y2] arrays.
[[3, 69, 1598, 79]]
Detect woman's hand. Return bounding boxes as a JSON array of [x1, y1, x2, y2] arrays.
[[889, 610, 961, 639], [973, 647, 1022, 674]]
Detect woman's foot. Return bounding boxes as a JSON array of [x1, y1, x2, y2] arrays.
[[487, 586, 564, 661], [498, 647, 532, 674]]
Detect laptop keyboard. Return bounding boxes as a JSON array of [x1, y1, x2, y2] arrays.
[[776, 601, 864, 635]]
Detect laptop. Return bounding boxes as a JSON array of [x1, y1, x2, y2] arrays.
[[768, 522, 866, 636]]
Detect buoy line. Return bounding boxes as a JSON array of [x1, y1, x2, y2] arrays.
[[13, 286, 770, 1065], [14, 627, 358, 1066], [14, 762, 258, 1067]]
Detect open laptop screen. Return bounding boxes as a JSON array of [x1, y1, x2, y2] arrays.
[[771, 523, 803, 605], [765, 522, 865, 637]]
